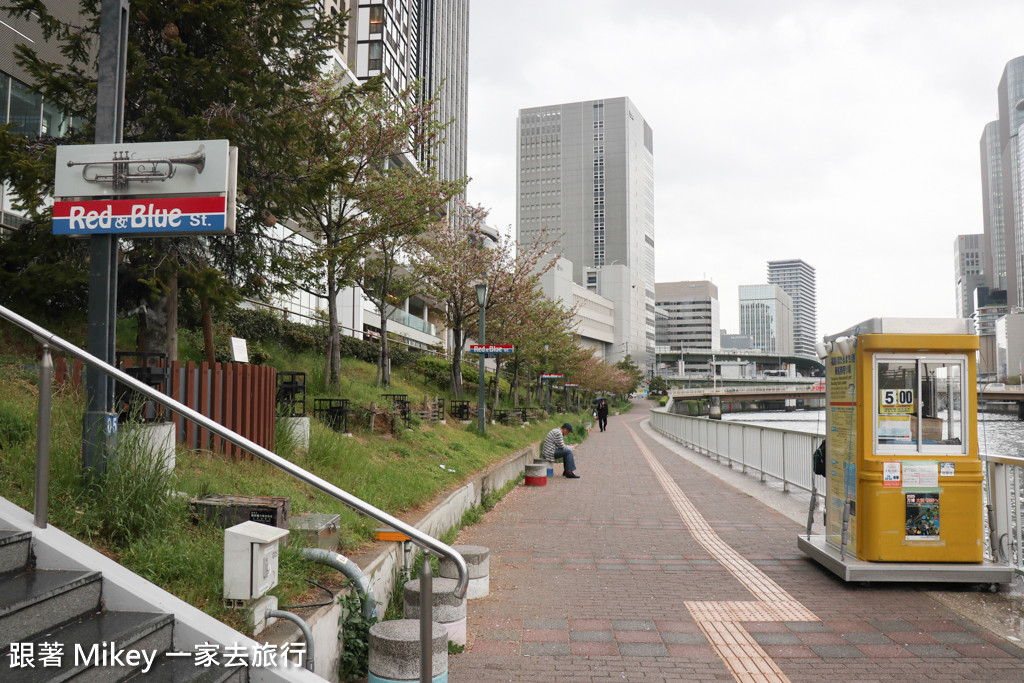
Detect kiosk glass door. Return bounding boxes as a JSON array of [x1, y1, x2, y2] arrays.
[[873, 354, 967, 455]]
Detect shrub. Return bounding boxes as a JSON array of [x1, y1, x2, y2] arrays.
[[416, 356, 451, 388], [224, 308, 285, 342]]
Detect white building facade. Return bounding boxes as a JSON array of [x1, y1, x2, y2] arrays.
[[738, 284, 794, 356], [767, 259, 817, 359], [654, 280, 720, 352]]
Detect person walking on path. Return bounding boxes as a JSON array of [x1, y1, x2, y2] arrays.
[[542, 422, 579, 478], [596, 398, 609, 432]]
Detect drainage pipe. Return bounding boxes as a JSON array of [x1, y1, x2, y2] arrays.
[[266, 609, 315, 673], [301, 547, 377, 620]]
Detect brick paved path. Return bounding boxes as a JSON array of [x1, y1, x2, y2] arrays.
[[447, 408, 1024, 682]]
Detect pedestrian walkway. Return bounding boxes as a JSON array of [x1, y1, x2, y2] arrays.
[[447, 407, 1024, 682]]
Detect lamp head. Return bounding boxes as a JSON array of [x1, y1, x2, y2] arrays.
[[475, 282, 487, 306]]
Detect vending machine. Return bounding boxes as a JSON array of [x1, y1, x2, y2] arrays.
[[798, 318, 1013, 583]]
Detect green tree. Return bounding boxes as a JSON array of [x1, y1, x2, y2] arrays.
[[287, 76, 462, 389], [415, 202, 494, 398], [0, 0, 345, 357], [615, 354, 646, 392]]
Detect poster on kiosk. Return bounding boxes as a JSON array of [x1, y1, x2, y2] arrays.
[[822, 318, 983, 564]]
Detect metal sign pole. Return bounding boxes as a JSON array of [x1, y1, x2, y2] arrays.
[[82, 0, 129, 477]]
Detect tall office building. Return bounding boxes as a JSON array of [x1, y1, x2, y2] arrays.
[[980, 121, 1005, 291], [954, 234, 985, 319], [766, 259, 816, 358], [654, 281, 720, 352], [996, 56, 1024, 309], [345, 0, 469, 192], [738, 284, 793, 356], [517, 97, 656, 370]]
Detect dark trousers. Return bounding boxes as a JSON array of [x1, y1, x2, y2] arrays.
[[598, 415, 608, 431]]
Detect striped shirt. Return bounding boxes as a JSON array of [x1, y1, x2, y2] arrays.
[[541, 427, 565, 461]]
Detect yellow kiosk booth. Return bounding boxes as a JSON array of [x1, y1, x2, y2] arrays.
[[798, 318, 1014, 584]]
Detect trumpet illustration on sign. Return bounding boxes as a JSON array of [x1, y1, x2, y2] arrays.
[[65, 145, 206, 191]]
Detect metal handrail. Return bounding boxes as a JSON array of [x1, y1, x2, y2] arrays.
[[1, 304, 467, 682]]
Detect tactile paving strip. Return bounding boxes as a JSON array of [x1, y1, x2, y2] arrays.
[[627, 423, 821, 682]]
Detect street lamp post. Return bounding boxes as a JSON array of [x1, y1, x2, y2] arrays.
[[476, 282, 487, 434], [543, 343, 550, 413]]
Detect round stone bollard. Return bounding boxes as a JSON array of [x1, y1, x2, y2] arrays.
[[403, 577, 467, 646], [525, 461, 547, 486], [439, 545, 489, 599], [368, 619, 448, 683], [534, 457, 554, 478]]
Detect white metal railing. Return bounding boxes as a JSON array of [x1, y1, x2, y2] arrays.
[[981, 454, 1024, 572], [649, 408, 825, 498], [649, 407, 1022, 572]]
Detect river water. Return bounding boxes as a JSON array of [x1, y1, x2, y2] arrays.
[[722, 409, 1024, 458]]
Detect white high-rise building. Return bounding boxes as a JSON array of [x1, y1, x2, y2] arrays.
[[766, 259, 817, 358], [739, 284, 793, 356], [654, 281, 720, 352], [517, 97, 655, 370]]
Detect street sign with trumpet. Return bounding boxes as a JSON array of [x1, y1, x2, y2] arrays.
[[53, 139, 237, 236]]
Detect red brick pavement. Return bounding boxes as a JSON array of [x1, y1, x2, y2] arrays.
[[445, 407, 1024, 682]]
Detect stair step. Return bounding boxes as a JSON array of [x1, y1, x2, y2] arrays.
[[124, 654, 249, 683], [2, 610, 175, 683], [0, 529, 32, 574], [0, 569, 102, 645]]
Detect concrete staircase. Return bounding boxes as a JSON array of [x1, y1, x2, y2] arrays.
[[0, 498, 326, 683], [0, 528, 244, 682]]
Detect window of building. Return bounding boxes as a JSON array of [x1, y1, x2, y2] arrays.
[[9, 79, 41, 136], [368, 41, 383, 70], [369, 4, 383, 33]]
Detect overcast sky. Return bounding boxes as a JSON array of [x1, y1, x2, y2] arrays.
[[465, 0, 1024, 338]]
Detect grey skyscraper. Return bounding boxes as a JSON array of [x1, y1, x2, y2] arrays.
[[980, 120, 1005, 290], [767, 259, 816, 358], [517, 97, 655, 370], [996, 56, 1024, 308], [954, 235, 985, 319]]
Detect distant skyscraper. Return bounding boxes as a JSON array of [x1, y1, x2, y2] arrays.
[[654, 281, 720, 352], [766, 259, 816, 358], [739, 284, 793, 355], [996, 56, 1024, 308], [954, 234, 985, 319], [517, 97, 655, 370], [980, 120, 1005, 290]]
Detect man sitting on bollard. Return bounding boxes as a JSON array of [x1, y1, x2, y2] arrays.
[[542, 422, 579, 478]]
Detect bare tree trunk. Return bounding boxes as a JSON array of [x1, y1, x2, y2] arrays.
[[166, 274, 178, 361], [492, 357, 502, 407], [326, 262, 341, 389], [450, 324, 464, 398], [378, 304, 391, 387], [201, 298, 215, 365]]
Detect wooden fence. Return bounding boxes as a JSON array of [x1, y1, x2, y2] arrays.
[[55, 357, 276, 459]]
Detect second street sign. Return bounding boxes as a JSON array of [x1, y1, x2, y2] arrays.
[[469, 345, 514, 354]]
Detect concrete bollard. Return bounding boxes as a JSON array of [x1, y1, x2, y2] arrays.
[[368, 619, 448, 683], [403, 577, 467, 646], [525, 462, 548, 486], [534, 458, 554, 478], [439, 545, 489, 599]]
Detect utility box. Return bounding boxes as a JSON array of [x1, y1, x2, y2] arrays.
[[224, 520, 290, 606], [821, 318, 983, 563]]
